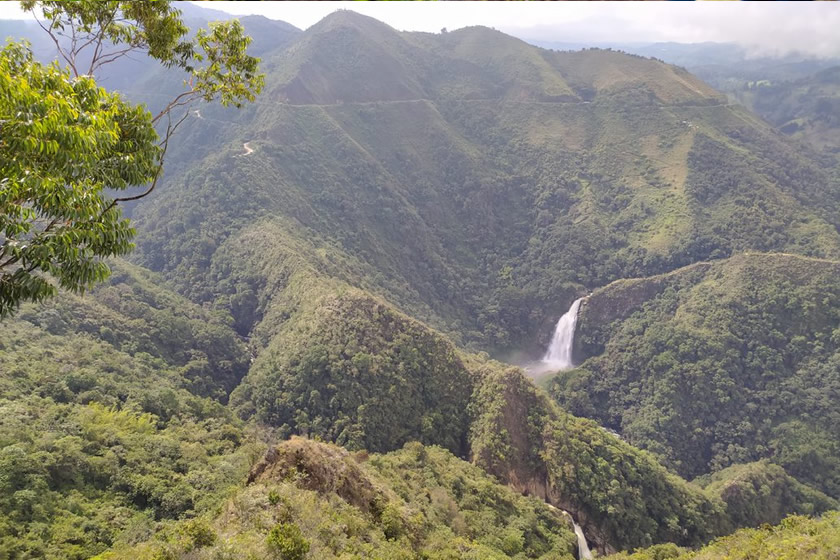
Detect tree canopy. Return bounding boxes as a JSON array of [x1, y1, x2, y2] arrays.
[[0, 1, 263, 317]]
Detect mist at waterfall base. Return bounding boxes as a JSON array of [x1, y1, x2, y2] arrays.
[[516, 298, 596, 559], [521, 297, 584, 379]]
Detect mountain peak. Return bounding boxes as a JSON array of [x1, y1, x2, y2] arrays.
[[314, 9, 398, 34]]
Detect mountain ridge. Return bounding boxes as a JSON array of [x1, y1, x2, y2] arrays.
[[3, 6, 840, 558]]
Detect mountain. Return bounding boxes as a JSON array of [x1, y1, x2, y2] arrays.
[[133, 12, 840, 357], [121, 8, 840, 551], [3, 6, 840, 559], [552, 253, 840, 496], [528, 39, 840, 154], [732, 66, 840, 153]]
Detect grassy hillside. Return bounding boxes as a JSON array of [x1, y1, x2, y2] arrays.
[[95, 438, 579, 560], [551, 253, 840, 497]]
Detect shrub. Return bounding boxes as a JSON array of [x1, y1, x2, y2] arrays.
[[266, 523, 310, 560]]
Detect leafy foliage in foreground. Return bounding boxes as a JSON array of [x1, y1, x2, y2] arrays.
[[2, 0, 264, 316], [0, 263, 255, 559], [98, 439, 578, 560], [552, 253, 840, 499], [0, 42, 156, 316]]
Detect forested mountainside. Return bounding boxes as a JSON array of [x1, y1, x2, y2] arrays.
[[608, 511, 840, 560], [552, 253, 840, 494], [732, 66, 840, 154], [3, 6, 840, 559], [134, 12, 840, 355]]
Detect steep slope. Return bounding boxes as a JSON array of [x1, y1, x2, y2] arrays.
[[133, 15, 840, 356], [551, 253, 840, 496], [469, 366, 726, 554], [0, 262, 254, 559], [97, 439, 580, 560], [269, 11, 430, 104]]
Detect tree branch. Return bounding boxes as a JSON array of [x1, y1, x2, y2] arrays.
[[33, 13, 78, 77], [152, 89, 200, 124], [104, 108, 190, 210]]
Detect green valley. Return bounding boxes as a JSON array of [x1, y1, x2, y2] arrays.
[[2, 3, 840, 559]]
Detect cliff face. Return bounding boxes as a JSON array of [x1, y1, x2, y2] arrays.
[[555, 252, 840, 495], [469, 366, 724, 554], [574, 261, 714, 363], [248, 437, 386, 513]]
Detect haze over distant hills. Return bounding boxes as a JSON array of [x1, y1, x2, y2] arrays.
[[2, 5, 840, 559]]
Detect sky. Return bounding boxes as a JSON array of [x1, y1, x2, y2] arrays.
[[2, 1, 840, 58], [194, 1, 840, 58]]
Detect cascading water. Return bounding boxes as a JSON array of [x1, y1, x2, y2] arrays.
[[567, 514, 593, 560], [547, 505, 593, 560], [563, 511, 592, 560], [542, 297, 584, 370]]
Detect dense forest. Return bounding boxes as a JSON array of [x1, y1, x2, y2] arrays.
[[2, 3, 840, 559]]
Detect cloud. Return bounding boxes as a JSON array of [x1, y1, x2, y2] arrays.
[[4, 1, 839, 59], [505, 3, 840, 58]]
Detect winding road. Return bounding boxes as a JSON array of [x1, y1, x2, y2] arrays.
[[237, 142, 254, 157]]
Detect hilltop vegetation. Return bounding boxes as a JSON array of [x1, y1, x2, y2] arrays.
[[231, 290, 475, 455], [97, 438, 579, 560]]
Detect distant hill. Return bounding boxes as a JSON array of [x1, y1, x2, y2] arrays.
[[732, 66, 840, 153]]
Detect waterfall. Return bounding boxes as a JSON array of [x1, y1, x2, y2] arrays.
[[542, 297, 583, 369], [567, 514, 593, 560], [547, 505, 593, 560]]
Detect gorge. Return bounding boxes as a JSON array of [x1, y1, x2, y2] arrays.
[[2, 4, 840, 559]]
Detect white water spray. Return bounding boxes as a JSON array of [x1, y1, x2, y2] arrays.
[[547, 505, 593, 560], [563, 511, 593, 560], [568, 514, 593, 559], [542, 298, 583, 370]]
